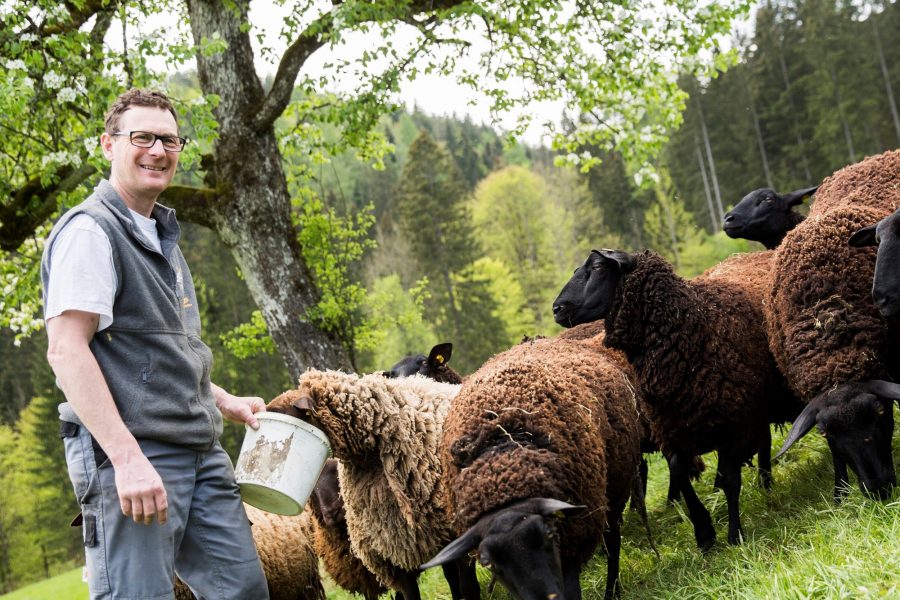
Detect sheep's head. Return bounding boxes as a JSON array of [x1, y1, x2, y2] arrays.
[[723, 186, 817, 249], [776, 379, 898, 500], [849, 208, 900, 318], [422, 498, 585, 600], [384, 342, 460, 383], [552, 249, 634, 328]]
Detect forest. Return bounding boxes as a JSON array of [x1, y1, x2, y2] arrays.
[[0, 0, 899, 595]]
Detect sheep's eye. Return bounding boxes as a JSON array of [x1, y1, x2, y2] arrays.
[[819, 429, 827, 437], [877, 406, 885, 416], [863, 437, 873, 443]]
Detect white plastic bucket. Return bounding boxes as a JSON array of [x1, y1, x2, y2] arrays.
[[234, 412, 331, 515]]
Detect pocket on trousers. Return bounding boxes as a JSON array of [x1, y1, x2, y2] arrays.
[[78, 504, 110, 595]]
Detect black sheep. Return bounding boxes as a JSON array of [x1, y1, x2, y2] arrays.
[[553, 249, 780, 551], [724, 185, 818, 249]]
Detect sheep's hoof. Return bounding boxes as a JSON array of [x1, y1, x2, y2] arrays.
[[698, 538, 716, 554]]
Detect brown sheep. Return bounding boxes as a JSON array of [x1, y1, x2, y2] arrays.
[[423, 335, 642, 600]]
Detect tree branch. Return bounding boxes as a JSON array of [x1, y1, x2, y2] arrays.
[[0, 163, 96, 251], [252, 13, 333, 131], [159, 185, 219, 229]]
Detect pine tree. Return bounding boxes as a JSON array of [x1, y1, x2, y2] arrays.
[[395, 131, 507, 373]]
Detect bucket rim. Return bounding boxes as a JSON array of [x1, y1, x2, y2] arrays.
[[251, 412, 331, 450]]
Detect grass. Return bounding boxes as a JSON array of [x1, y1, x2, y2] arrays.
[[7, 415, 899, 600], [0, 568, 86, 600]]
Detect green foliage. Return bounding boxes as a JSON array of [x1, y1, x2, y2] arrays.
[[355, 274, 435, 374], [395, 131, 509, 373], [470, 165, 577, 333], [0, 396, 79, 593], [295, 196, 377, 368], [220, 310, 276, 360]]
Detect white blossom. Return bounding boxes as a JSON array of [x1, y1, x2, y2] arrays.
[[57, 86, 76, 103], [5, 59, 26, 71], [20, 33, 37, 42], [84, 136, 98, 154], [44, 70, 65, 89]]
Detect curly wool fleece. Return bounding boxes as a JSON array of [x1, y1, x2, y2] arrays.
[[441, 337, 641, 567], [292, 370, 460, 588]]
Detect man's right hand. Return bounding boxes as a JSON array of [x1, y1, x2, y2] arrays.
[[113, 452, 168, 526]]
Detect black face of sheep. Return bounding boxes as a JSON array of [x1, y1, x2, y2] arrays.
[[552, 250, 635, 328], [385, 343, 453, 378], [776, 380, 898, 500], [849, 209, 900, 318], [723, 186, 818, 249], [422, 498, 587, 600]]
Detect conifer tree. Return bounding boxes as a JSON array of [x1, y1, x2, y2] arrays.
[[395, 131, 507, 373]]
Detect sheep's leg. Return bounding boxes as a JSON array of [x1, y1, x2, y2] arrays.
[[601, 519, 622, 600], [562, 562, 583, 600], [442, 557, 480, 600], [717, 453, 745, 545], [758, 428, 773, 491], [637, 457, 650, 507], [831, 450, 850, 504], [394, 570, 421, 600], [442, 563, 460, 599], [670, 453, 715, 552], [454, 557, 480, 600], [664, 456, 682, 504]]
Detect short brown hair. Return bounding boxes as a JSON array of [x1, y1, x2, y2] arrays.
[[104, 89, 178, 133]]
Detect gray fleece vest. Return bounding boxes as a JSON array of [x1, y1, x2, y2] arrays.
[[41, 180, 223, 451]]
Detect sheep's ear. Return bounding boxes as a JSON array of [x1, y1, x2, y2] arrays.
[[774, 400, 820, 460], [592, 249, 636, 274], [848, 224, 879, 247], [864, 379, 900, 401], [428, 343, 453, 366], [532, 498, 587, 518], [420, 527, 481, 570], [784, 185, 818, 206]]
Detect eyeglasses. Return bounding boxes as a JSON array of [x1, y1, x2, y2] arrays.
[[111, 131, 188, 152]]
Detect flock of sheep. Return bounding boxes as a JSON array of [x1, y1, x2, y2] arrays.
[[177, 149, 900, 600]]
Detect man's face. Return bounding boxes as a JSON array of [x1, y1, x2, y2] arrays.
[[100, 106, 179, 203]]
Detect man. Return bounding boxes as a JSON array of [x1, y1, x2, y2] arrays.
[[42, 89, 269, 599]]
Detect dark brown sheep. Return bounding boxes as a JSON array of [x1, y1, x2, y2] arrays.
[[766, 204, 900, 499], [423, 336, 642, 600], [553, 250, 780, 551], [808, 149, 900, 218]]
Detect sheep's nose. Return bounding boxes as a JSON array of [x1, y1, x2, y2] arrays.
[[723, 213, 734, 224], [552, 303, 565, 315]]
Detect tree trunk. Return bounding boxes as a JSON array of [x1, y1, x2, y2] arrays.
[[778, 49, 812, 182], [695, 138, 717, 231], [873, 18, 900, 146], [743, 71, 773, 188], [185, 0, 350, 381], [828, 61, 856, 163], [694, 91, 724, 226]]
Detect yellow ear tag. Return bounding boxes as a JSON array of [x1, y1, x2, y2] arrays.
[[436, 355, 444, 364]]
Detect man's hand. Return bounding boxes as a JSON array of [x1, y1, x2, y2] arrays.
[[212, 383, 266, 430], [113, 452, 168, 526]]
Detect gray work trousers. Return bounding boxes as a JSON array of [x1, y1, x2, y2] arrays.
[[61, 419, 269, 600]]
